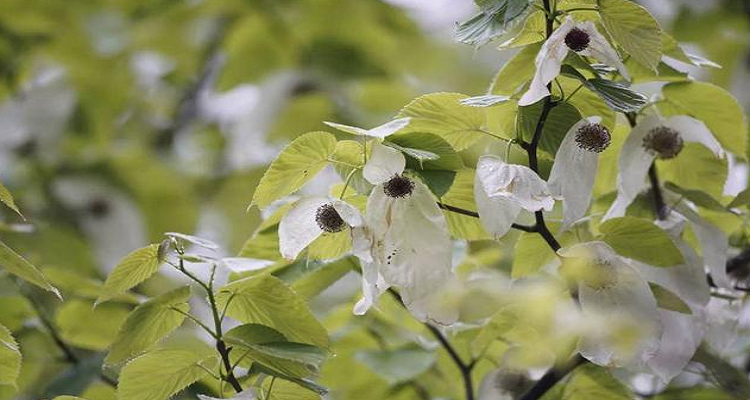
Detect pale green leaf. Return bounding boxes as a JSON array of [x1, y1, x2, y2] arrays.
[[562, 364, 633, 400], [0, 239, 59, 297], [439, 169, 490, 241], [251, 132, 337, 208], [117, 349, 219, 400], [330, 140, 371, 195], [388, 132, 464, 171], [354, 346, 435, 385], [97, 244, 161, 305], [106, 286, 191, 366], [599, 217, 684, 267], [216, 274, 329, 348], [649, 283, 691, 314], [658, 144, 728, 199], [0, 323, 20, 388], [490, 42, 541, 96], [662, 81, 747, 156], [396, 93, 494, 151], [455, 0, 532, 46], [260, 378, 321, 400], [292, 257, 357, 299], [0, 180, 22, 218], [599, 0, 662, 71], [56, 300, 129, 351], [663, 182, 726, 212]]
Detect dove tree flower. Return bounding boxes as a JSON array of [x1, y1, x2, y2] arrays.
[[474, 155, 555, 238], [548, 116, 611, 231], [278, 197, 363, 260], [604, 115, 725, 221], [351, 142, 456, 324], [519, 17, 629, 106], [557, 241, 662, 371]]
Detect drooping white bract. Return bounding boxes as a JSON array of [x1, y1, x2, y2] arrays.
[[352, 142, 456, 324], [323, 117, 411, 139], [548, 116, 608, 231], [519, 17, 629, 106], [604, 115, 725, 221], [278, 196, 363, 260], [557, 241, 662, 370], [474, 155, 555, 238]]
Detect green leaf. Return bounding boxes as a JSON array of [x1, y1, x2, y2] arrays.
[[518, 101, 582, 157], [729, 187, 750, 209], [225, 324, 327, 379], [396, 93, 494, 151], [106, 286, 191, 366], [117, 349, 219, 400], [251, 131, 338, 208], [599, 217, 684, 267], [354, 346, 436, 385], [439, 169, 490, 240], [490, 42, 541, 96], [0, 239, 59, 297], [562, 364, 633, 400], [292, 256, 357, 299], [0, 323, 20, 388], [560, 66, 647, 112], [693, 347, 750, 399], [0, 180, 22, 218], [649, 283, 691, 314], [459, 95, 511, 107], [455, 0, 532, 46], [413, 170, 456, 197], [599, 0, 662, 71], [664, 182, 726, 212], [658, 144, 728, 199], [512, 222, 576, 278], [97, 244, 161, 305], [216, 274, 329, 348], [388, 133, 463, 171], [498, 10, 546, 48], [260, 377, 322, 400], [56, 300, 130, 351], [662, 82, 747, 156], [53, 397, 90, 400], [330, 140, 371, 195]]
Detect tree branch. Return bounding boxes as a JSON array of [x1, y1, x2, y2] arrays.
[[517, 355, 586, 400], [436, 202, 536, 232]]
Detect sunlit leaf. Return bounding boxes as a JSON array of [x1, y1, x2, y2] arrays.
[[97, 244, 161, 305], [0, 239, 59, 298], [599, 0, 663, 71], [599, 217, 684, 267]]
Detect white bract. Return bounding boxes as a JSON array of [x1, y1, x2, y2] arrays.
[[352, 142, 456, 324], [323, 117, 411, 138], [558, 242, 662, 371], [604, 114, 724, 221], [474, 155, 555, 238], [519, 17, 629, 106], [278, 196, 362, 260], [548, 116, 609, 231]]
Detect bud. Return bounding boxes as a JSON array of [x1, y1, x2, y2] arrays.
[[575, 123, 611, 153], [565, 27, 590, 52], [383, 175, 415, 198], [642, 126, 683, 159], [315, 204, 346, 233]]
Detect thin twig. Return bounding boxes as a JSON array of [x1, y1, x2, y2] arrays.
[[436, 202, 536, 232]]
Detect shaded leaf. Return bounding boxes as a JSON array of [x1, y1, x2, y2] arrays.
[[599, 217, 684, 267]]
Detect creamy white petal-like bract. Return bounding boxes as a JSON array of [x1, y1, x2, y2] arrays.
[[674, 203, 732, 289], [474, 172, 522, 238], [604, 115, 725, 220], [519, 17, 628, 106], [644, 309, 705, 383], [548, 117, 603, 231], [558, 242, 662, 369], [352, 179, 456, 324], [476, 156, 555, 212], [278, 197, 362, 260], [323, 117, 411, 138], [363, 142, 406, 185]]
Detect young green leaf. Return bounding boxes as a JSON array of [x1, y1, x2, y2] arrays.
[[0, 323, 20, 388], [97, 244, 162, 305], [117, 349, 219, 400], [661, 82, 747, 156], [562, 364, 633, 400], [599, 217, 684, 267], [0, 180, 22, 218], [354, 346, 436, 385], [649, 283, 691, 314], [216, 274, 329, 348], [251, 131, 337, 209], [0, 239, 60, 298], [106, 286, 192, 366], [455, 0, 532, 46], [599, 0, 663, 71], [439, 169, 490, 240], [387, 133, 463, 171], [56, 300, 130, 351], [396, 93, 494, 151]]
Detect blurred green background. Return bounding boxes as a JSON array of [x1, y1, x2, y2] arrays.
[[0, 0, 748, 399]]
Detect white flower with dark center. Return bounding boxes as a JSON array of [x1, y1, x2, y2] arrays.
[[278, 197, 362, 260], [548, 117, 610, 230], [519, 17, 629, 106], [604, 115, 724, 220], [351, 142, 456, 324], [323, 117, 411, 139], [474, 155, 555, 238], [558, 241, 662, 370]]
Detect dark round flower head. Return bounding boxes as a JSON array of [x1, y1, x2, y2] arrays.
[[565, 27, 590, 52], [575, 123, 611, 153], [315, 203, 346, 233], [643, 126, 684, 159], [383, 175, 414, 198], [87, 198, 110, 219]]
